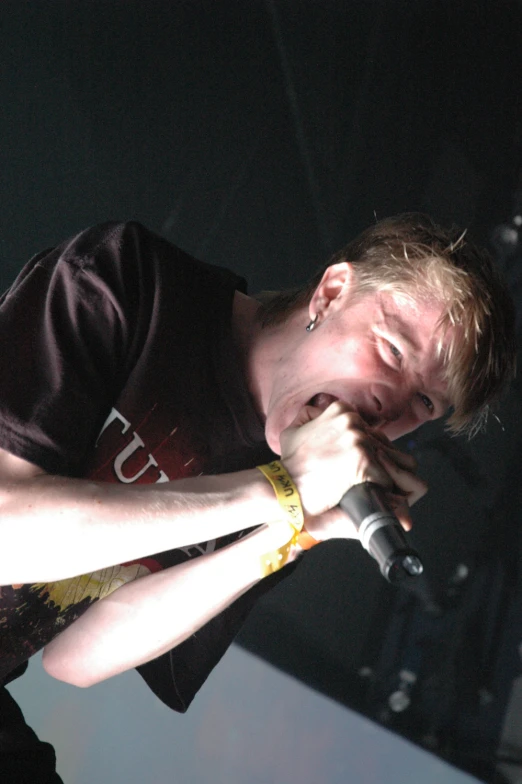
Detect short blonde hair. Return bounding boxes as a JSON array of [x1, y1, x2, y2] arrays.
[[259, 213, 516, 436]]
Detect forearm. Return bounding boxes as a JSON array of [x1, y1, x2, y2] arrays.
[[0, 469, 282, 584], [42, 523, 300, 687]]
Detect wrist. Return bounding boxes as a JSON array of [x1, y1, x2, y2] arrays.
[[255, 460, 319, 576], [256, 460, 304, 531], [239, 468, 290, 524]]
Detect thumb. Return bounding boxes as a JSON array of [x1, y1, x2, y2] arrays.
[[387, 496, 413, 531]]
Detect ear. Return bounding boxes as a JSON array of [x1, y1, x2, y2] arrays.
[[308, 262, 355, 324]]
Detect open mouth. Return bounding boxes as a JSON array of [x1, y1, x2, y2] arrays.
[[308, 393, 338, 411], [308, 394, 382, 428]]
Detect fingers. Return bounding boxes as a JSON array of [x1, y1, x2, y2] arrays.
[[385, 495, 413, 531], [320, 404, 417, 474], [372, 430, 417, 471], [280, 399, 427, 519], [355, 436, 396, 491], [377, 450, 428, 506], [303, 506, 359, 542], [303, 496, 413, 544]]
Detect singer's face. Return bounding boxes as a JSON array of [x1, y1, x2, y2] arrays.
[[261, 263, 453, 454]]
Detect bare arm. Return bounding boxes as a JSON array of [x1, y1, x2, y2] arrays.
[[42, 522, 298, 688], [0, 449, 282, 585], [0, 402, 426, 585], [37, 402, 427, 688]]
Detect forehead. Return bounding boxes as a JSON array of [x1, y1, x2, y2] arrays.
[[375, 289, 443, 334], [379, 294, 441, 349]]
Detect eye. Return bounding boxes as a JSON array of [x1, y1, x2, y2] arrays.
[[388, 342, 402, 362], [418, 393, 434, 413]]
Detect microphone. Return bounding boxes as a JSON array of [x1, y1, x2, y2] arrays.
[[339, 482, 423, 584]]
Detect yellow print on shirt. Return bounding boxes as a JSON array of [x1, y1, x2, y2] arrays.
[[32, 562, 151, 611]]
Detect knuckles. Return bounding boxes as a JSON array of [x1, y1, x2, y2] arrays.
[[282, 400, 423, 494]]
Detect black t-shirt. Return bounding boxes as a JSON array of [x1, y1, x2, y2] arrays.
[[0, 221, 290, 711]]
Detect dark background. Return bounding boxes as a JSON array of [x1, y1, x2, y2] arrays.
[[1, 2, 522, 781]]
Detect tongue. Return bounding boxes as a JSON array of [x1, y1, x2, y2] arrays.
[[310, 393, 338, 411]]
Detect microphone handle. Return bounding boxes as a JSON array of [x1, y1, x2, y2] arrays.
[[339, 482, 423, 583]]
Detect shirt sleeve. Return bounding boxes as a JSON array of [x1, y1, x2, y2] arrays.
[[0, 222, 148, 476], [135, 562, 298, 713]]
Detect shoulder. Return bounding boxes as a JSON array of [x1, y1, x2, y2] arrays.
[[46, 221, 153, 272], [12, 221, 248, 305]]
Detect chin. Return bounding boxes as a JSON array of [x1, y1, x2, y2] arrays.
[[264, 428, 281, 456], [263, 413, 285, 456]]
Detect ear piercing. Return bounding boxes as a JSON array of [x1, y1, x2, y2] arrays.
[[306, 316, 318, 332]]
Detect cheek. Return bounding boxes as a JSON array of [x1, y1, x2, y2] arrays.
[[339, 336, 377, 375]]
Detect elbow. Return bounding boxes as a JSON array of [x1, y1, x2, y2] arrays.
[[42, 646, 100, 689]]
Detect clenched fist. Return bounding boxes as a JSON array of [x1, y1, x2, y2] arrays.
[[279, 401, 427, 540]]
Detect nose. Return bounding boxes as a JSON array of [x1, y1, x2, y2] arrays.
[[371, 383, 423, 440], [371, 382, 417, 424]]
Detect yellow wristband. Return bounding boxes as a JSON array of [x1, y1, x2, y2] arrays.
[[257, 460, 304, 531], [259, 521, 297, 577], [296, 529, 320, 551], [257, 460, 317, 576]]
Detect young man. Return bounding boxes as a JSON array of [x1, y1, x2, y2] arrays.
[[0, 214, 515, 781]]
